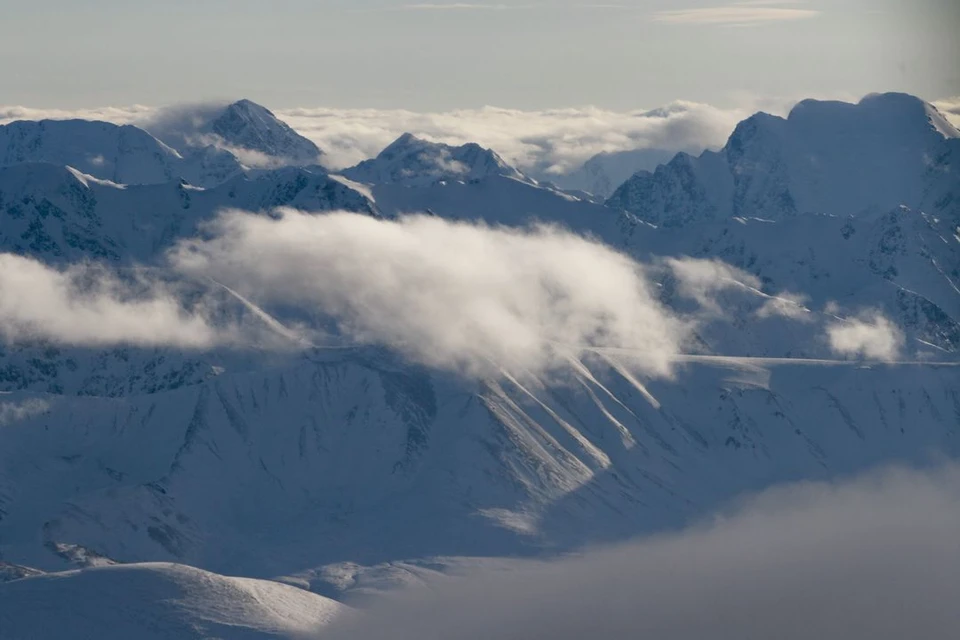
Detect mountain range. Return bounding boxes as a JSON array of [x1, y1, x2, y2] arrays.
[[0, 92, 958, 639]]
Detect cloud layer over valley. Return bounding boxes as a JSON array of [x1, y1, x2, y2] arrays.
[[322, 461, 960, 640], [0, 101, 756, 173]]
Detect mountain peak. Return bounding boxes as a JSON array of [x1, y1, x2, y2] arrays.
[[207, 99, 323, 165], [343, 134, 528, 187], [609, 92, 957, 227]]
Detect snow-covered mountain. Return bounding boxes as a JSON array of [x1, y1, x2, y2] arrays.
[[148, 99, 324, 168], [1, 92, 958, 636], [0, 162, 375, 265], [1, 350, 956, 579], [607, 93, 960, 226], [545, 147, 678, 198], [343, 133, 529, 188], [0, 118, 245, 188], [0, 562, 346, 639]]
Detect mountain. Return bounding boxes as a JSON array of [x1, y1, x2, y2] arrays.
[[342, 133, 529, 188], [0, 162, 375, 398], [149, 99, 324, 168], [607, 93, 960, 227], [0, 92, 958, 635], [209, 99, 324, 165], [1, 119, 184, 186], [1, 349, 956, 579], [545, 147, 678, 198], [0, 163, 374, 265], [0, 118, 244, 188], [0, 563, 346, 639]]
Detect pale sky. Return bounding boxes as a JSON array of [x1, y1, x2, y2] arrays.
[[1, 0, 957, 110]]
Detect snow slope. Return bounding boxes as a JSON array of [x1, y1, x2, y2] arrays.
[[0, 119, 250, 188], [1, 349, 957, 579], [0, 162, 375, 265], [0, 562, 346, 639]]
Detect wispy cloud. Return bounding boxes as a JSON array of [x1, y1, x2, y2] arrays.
[[654, 3, 820, 27], [401, 3, 523, 9], [0, 254, 224, 348], [398, 1, 624, 9], [932, 97, 960, 128], [826, 309, 904, 361]]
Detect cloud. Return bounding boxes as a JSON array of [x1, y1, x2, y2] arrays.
[[401, 3, 525, 9], [170, 209, 688, 379], [0, 254, 224, 348], [662, 257, 761, 313], [826, 310, 904, 361], [932, 97, 960, 128], [0, 105, 151, 126], [654, 4, 820, 27], [0, 398, 51, 427], [756, 292, 813, 321], [0, 101, 771, 175], [277, 102, 749, 173], [321, 461, 960, 639]]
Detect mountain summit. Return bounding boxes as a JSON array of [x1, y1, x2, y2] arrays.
[[205, 99, 323, 166], [607, 92, 960, 227], [342, 133, 529, 187], [143, 99, 323, 169]]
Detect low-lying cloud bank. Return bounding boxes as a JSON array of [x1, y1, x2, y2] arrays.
[[0, 101, 751, 173], [3, 97, 956, 174], [321, 461, 960, 639], [171, 210, 687, 378], [275, 102, 749, 172]]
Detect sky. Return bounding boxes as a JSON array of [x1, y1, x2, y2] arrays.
[[1, 0, 957, 110]]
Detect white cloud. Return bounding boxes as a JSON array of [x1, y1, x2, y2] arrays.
[[826, 311, 904, 361], [170, 209, 688, 379], [663, 257, 761, 313], [276, 102, 748, 173], [756, 292, 813, 321], [932, 97, 960, 128], [401, 3, 523, 9], [0, 254, 223, 348], [654, 5, 820, 27], [322, 461, 960, 639], [0, 105, 150, 127], [0, 398, 51, 427]]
